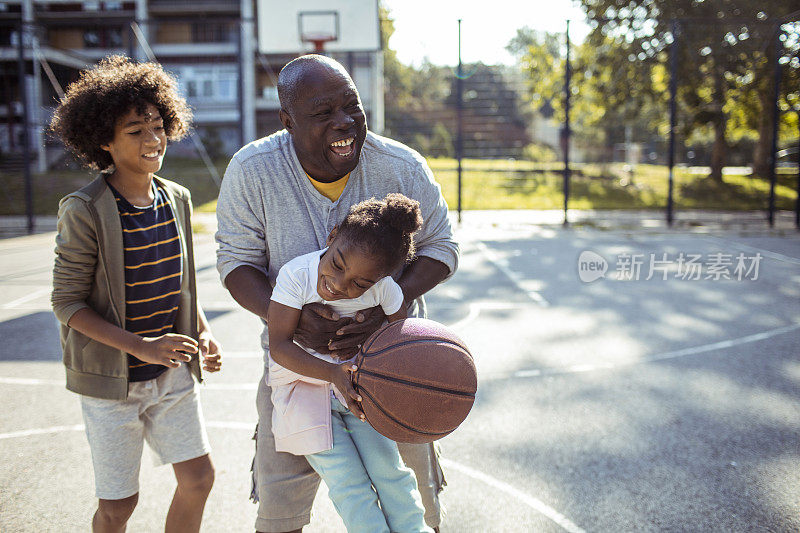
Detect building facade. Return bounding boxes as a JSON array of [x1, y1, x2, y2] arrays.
[[0, 0, 384, 168]]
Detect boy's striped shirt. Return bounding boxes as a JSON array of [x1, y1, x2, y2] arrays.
[[108, 180, 183, 382]]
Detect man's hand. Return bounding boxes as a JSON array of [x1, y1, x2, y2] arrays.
[[328, 305, 387, 360], [135, 334, 198, 368], [294, 302, 351, 354], [199, 330, 223, 373]]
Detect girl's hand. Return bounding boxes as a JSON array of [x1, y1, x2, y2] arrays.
[[199, 330, 223, 372], [329, 362, 365, 421], [135, 334, 197, 367]]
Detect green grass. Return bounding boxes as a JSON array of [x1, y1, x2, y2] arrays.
[[429, 158, 797, 211], [1, 156, 796, 216], [0, 157, 227, 216]]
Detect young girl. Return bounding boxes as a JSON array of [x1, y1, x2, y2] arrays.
[[50, 55, 222, 532], [267, 193, 433, 533]]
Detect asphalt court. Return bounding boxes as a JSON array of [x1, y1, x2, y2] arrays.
[[1, 216, 799, 532]]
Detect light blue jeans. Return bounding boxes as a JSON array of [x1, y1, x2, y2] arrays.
[[305, 398, 432, 533]]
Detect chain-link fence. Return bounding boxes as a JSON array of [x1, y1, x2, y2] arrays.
[[2, 9, 799, 231], [383, 16, 800, 228]]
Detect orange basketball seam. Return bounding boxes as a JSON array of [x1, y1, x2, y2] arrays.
[[360, 338, 471, 358], [357, 369, 476, 398], [361, 320, 402, 353], [358, 387, 455, 438]]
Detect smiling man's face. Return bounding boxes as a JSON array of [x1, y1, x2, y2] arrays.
[[280, 62, 367, 182]]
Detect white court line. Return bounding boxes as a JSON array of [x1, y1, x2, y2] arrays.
[[0, 376, 257, 390], [224, 350, 263, 359], [206, 420, 255, 430], [4, 324, 796, 386], [0, 423, 584, 533], [513, 322, 800, 378], [0, 421, 256, 440], [447, 302, 527, 331], [440, 458, 585, 533], [645, 323, 800, 362], [473, 241, 549, 307], [0, 377, 62, 385], [1, 287, 52, 309], [700, 236, 800, 266], [448, 303, 482, 330], [0, 424, 84, 440], [204, 382, 258, 390], [221, 303, 527, 357]]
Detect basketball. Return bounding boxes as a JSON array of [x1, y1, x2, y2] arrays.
[[352, 318, 477, 443]]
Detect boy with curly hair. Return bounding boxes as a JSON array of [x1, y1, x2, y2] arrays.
[[50, 55, 222, 533]]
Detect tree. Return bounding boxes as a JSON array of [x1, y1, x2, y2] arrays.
[[380, 6, 452, 151], [509, 27, 664, 163], [577, 0, 799, 180], [381, 7, 531, 159]]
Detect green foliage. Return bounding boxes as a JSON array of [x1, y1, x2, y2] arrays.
[[381, 5, 453, 151], [381, 6, 530, 158], [509, 27, 667, 160], [522, 142, 558, 162], [576, 0, 800, 176], [506, 28, 563, 118]]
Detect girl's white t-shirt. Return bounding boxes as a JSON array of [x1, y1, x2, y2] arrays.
[[269, 247, 404, 383]]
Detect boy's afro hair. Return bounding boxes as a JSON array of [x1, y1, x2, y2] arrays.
[[49, 55, 192, 171]]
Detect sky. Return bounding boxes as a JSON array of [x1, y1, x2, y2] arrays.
[[381, 0, 592, 67]]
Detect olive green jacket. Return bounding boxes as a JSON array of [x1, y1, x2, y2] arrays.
[[51, 175, 201, 400]]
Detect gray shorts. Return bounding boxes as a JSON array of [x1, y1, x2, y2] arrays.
[[253, 366, 446, 532], [80, 364, 211, 500]]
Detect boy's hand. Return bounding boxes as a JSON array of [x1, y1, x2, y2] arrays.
[[329, 362, 365, 421], [135, 334, 197, 367], [199, 330, 223, 372]]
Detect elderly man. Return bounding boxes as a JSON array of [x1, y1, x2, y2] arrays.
[[216, 54, 459, 533]]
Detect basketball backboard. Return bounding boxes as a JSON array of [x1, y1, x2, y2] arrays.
[[257, 0, 380, 54]]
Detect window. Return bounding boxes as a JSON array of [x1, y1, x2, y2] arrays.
[[83, 27, 123, 48], [191, 22, 235, 44], [0, 27, 13, 46], [107, 27, 123, 47], [175, 65, 238, 103], [83, 30, 100, 47]]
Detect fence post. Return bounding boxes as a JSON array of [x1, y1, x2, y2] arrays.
[[767, 27, 781, 228], [237, 18, 245, 150], [17, 21, 34, 234], [667, 19, 678, 227], [794, 108, 800, 229], [456, 19, 463, 224], [563, 20, 571, 226]]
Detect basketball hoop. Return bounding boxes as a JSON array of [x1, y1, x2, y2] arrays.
[[299, 11, 339, 54], [302, 34, 337, 54], [257, 1, 381, 56]]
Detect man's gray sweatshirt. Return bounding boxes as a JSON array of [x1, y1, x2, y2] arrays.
[[215, 130, 459, 349]]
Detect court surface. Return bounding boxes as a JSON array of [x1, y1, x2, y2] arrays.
[[1, 212, 798, 532]]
